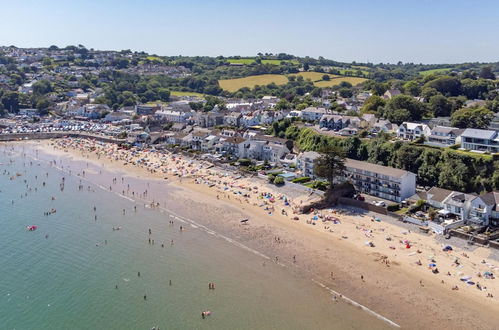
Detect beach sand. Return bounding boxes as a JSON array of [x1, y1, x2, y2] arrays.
[[28, 138, 499, 330]]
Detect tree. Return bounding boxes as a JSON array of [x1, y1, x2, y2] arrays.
[[157, 88, 170, 102], [424, 76, 461, 96], [322, 74, 330, 81], [314, 145, 346, 191], [33, 80, 53, 95], [461, 78, 491, 99], [36, 98, 50, 115], [479, 66, 495, 80], [429, 95, 452, 117], [450, 107, 494, 129], [361, 95, 385, 114], [339, 88, 353, 98], [382, 94, 425, 123], [403, 81, 421, 96], [303, 63, 309, 71]]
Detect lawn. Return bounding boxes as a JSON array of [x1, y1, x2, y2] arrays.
[[219, 74, 289, 92], [170, 91, 205, 98], [419, 68, 451, 76], [146, 56, 162, 61], [314, 76, 368, 87]]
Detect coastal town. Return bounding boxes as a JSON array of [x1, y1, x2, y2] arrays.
[[2, 44, 499, 329], [1, 46, 499, 246]]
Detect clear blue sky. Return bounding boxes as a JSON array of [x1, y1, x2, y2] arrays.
[[1, 0, 498, 64]]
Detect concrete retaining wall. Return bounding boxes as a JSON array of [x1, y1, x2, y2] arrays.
[[338, 197, 388, 215]]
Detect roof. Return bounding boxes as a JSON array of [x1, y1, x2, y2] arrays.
[[300, 151, 321, 160], [408, 191, 428, 201], [224, 136, 246, 144], [302, 107, 327, 114], [480, 191, 499, 210], [444, 192, 476, 207], [461, 128, 497, 140], [400, 122, 429, 130], [345, 158, 414, 178], [431, 126, 460, 134], [427, 187, 453, 203]]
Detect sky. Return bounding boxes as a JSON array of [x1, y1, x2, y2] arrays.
[[1, 0, 498, 64]]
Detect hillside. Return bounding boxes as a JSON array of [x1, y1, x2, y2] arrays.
[[218, 72, 367, 92]]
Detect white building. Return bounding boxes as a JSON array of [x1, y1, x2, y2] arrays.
[[301, 107, 328, 121], [155, 110, 190, 123], [397, 122, 431, 140], [460, 128, 499, 153]]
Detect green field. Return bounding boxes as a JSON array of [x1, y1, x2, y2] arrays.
[[219, 74, 289, 92], [293, 72, 339, 81], [219, 72, 367, 92], [314, 76, 368, 87], [419, 68, 451, 76], [170, 91, 206, 98], [226, 58, 298, 65]]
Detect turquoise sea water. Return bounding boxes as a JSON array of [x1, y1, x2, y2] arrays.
[[0, 144, 388, 330]]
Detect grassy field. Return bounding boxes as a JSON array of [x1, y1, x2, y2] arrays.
[[419, 68, 451, 76], [219, 72, 367, 92], [227, 58, 256, 65], [314, 76, 368, 87], [293, 72, 338, 81], [226, 58, 299, 65], [170, 91, 205, 98], [146, 56, 162, 61], [219, 74, 289, 92]]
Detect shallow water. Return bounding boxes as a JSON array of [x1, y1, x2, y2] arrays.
[[0, 143, 389, 330]]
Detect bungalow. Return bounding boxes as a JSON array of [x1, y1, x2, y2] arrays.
[[397, 122, 431, 140]]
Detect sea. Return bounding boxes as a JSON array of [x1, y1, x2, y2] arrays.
[[0, 142, 389, 330]]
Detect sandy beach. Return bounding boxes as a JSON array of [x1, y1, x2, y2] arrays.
[[25, 138, 499, 329]]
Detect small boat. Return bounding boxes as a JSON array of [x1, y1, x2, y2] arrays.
[[26, 225, 38, 231]]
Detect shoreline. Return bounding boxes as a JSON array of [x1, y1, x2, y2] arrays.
[[14, 138, 499, 329]]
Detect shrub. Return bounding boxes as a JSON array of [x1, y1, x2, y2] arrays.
[[292, 176, 311, 184], [387, 203, 400, 212], [238, 158, 252, 166], [273, 176, 285, 185]]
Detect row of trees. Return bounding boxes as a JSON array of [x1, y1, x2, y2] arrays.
[[291, 127, 499, 194]]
